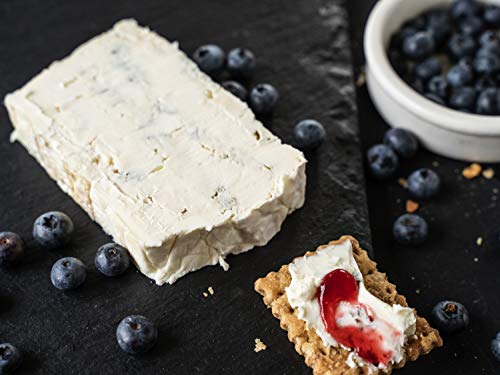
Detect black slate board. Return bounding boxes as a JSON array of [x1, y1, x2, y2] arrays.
[[0, 1, 372, 374], [347, 1, 500, 374]]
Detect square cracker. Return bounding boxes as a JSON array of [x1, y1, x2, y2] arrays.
[[254, 236, 442, 374]]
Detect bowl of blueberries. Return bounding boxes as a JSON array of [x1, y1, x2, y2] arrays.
[[365, 0, 500, 162]]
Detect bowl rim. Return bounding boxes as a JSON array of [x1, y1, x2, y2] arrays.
[[364, 0, 500, 137]]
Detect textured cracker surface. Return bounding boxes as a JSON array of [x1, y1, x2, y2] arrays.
[[254, 236, 443, 375]]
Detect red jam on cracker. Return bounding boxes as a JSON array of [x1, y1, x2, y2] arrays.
[[318, 269, 401, 367]]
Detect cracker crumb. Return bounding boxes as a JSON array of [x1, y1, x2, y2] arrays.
[[415, 289, 421, 294], [203, 292, 208, 297], [254, 338, 267, 352], [398, 178, 408, 189], [406, 200, 419, 213], [476, 237, 483, 246], [462, 163, 482, 179], [482, 168, 495, 179], [474, 257, 479, 263], [208, 286, 214, 295]]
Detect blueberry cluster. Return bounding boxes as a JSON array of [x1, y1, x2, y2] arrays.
[[389, 0, 500, 115], [192, 44, 327, 151], [366, 128, 442, 247], [191, 45, 279, 116], [366, 130, 477, 338], [1, 211, 159, 367]]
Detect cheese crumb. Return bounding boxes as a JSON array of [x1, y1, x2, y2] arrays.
[[398, 178, 408, 189], [406, 200, 419, 213], [482, 168, 495, 179], [254, 338, 267, 352], [476, 237, 483, 246], [462, 163, 482, 179], [203, 287, 214, 297]]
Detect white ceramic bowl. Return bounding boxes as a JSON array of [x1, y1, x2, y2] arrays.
[[364, 0, 500, 162]]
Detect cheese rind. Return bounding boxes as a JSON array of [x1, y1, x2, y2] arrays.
[[5, 19, 306, 285]]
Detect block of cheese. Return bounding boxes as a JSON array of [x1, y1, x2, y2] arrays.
[[4, 19, 306, 285]]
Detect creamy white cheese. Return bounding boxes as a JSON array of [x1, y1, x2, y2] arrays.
[[286, 239, 416, 370], [4, 19, 306, 285]]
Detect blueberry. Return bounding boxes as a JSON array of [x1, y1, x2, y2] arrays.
[[383, 128, 419, 158], [116, 315, 158, 355], [459, 56, 474, 68], [33, 211, 74, 250], [450, 0, 481, 21], [393, 213, 428, 246], [476, 88, 499, 115], [0, 343, 22, 373], [249, 83, 279, 116], [408, 168, 441, 199], [293, 119, 326, 150], [448, 34, 477, 59], [390, 27, 418, 50], [425, 93, 446, 105], [50, 257, 86, 290], [447, 63, 474, 87], [403, 31, 435, 61], [192, 44, 225, 77], [473, 54, 500, 75], [221, 81, 248, 101], [431, 300, 469, 333], [428, 75, 450, 99], [426, 10, 452, 45], [0, 232, 24, 268], [477, 44, 500, 58], [450, 87, 477, 111], [404, 15, 428, 31], [95, 243, 130, 277], [479, 30, 500, 47], [491, 332, 500, 362], [484, 5, 500, 26], [459, 16, 484, 36], [414, 57, 442, 81], [226, 48, 256, 80], [366, 144, 399, 179], [475, 75, 497, 91]]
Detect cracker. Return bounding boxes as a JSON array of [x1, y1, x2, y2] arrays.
[[254, 236, 442, 374]]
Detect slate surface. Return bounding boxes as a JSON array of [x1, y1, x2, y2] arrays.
[[0, 1, 372, 374], [347, 1, 500, 374]]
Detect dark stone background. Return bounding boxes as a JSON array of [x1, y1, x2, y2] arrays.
[[348, 1, 500, 374], [0, 1, 370, 374], [0, 0, 498, 373]]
